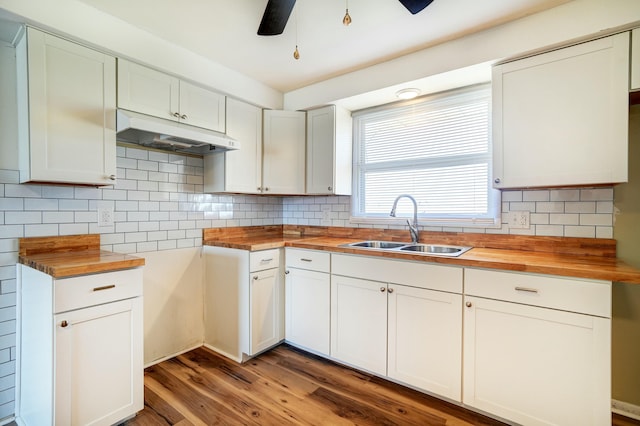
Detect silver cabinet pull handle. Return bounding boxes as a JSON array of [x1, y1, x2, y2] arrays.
[[466, 302, 472, 308], [494, 178, 501, 184], [300, 258, 312, 262], [181, 114, 187, 120], [387, 288, 394, 294], [93, 284, 115, 292], [261, 258, 273, 263], [515, 287, 539, 293], [253, 276, 259, 280], [380, 287, 386, 292], [109, 175, 116, 181], [285, 270, 290, 274], [172, 112, 180, 118]]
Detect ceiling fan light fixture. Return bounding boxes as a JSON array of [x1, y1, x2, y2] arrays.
[[343, 9, 352, 25], [396, 88, 421, 99], [343, 0, 352, 26]]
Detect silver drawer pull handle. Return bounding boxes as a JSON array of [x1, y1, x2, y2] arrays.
[[515, 287, 539, 294], [300, 258, 313, 262], [260, 258, 273, 263], [93, 284, 116, 292]]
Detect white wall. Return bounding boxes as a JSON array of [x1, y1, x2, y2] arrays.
[[140, 248, 204, 366], [284, 0, 640, 110]]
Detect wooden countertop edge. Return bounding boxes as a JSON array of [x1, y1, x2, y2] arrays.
[[18, 252, 145, 278], [203, 238, 640, 284]]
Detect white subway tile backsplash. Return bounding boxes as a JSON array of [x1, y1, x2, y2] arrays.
[[0, 199, 23, 211], [564, 226, 596, 238], [580, 188, 613, 201], [550, 189, 580, 202], [74, 188, 102, 200], [534, 202, 564, 213], [24, 198, 58, 211], [59, 223, 89, 236], [41, 186, 74, 199], [5, 212, 41, 225], [24, 224, 58, 237], [523, 190, 549, 202], [549, 213, 579, 225], [126, 169, 148, 181], [565, 201, 596, 214], [5, 184, 41, 198], [59, 199, 88, 211], [126, 148, 148, 160], [580, 214, 612, 226], [137, 160, 159, 172]]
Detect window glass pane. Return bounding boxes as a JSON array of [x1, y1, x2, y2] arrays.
[[352, 84, 500, 227]]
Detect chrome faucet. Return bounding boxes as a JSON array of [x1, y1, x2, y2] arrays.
[[390, 194, 419, 244]]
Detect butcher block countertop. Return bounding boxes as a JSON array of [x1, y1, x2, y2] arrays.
[[18, 234, 145, 278], [203, 225, 640, 284]]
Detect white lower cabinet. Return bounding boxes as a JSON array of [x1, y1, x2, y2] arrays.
[[463, 268, 611, 426], [331, 275, 388, 376], [330, 253, 463, 400], [284, 248, 331, 356], [387, 284, 462, 400], [17, 266, 143, 426], [203, 246, 284, 362]]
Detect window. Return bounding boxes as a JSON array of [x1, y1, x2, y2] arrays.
[[351, 84, 500, 228]]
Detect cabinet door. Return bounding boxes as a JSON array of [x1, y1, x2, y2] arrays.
[[178, 80, 226, 132], [21, 28, 116, 185], [117, 59, 180, 123], [262, 110, 306, 194], [249, 268, 281, 355], [55, 298, 143, 426], [388, 285, 462, 401], [493, 33, 629, 188], [331, 275, 387, 375], [306, 106, 335, 194], [285, 268, 330, 355], [463, 296, 610, 426], [205, 98, 262, 193], [306, 105, 352, 195]]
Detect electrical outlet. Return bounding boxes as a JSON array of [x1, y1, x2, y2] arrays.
[[98, 206, 114, 227], [508, 211, 530, 229]]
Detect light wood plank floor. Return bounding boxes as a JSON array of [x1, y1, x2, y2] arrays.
[[122, 344, 640, 426]]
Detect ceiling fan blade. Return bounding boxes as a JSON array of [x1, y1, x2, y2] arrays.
[[257, 0, 297, 36], [397, 0, 435, 15]]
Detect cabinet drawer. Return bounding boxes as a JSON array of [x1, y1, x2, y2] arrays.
[[285, 248, 330, 272], [332, 254, 462, 293], [54, 268, 143, 313], [464, 268, 611, 317], [250, 249, 280, 272]]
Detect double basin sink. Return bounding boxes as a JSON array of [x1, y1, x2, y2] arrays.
[[340, 240, 472, 257]]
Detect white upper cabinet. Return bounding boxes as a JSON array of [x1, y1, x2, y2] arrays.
[[16, 27, 117, 185], [205, 98, 263, 193], [492, 32, 629, 188], [631, 29, 640, 91], [306, 105, 352, 195], [117, 59, 225, 132], [262, 110, 306, 195]]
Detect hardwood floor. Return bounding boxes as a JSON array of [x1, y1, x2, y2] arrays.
[[123, 344, 640, 426]]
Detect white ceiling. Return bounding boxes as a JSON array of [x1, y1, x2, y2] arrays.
[[76, 0, 569, 93]]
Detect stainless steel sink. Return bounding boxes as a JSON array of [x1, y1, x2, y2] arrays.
[[399, 244, 471, 257], [347, 240, 407, 249], [340, 241, 472, 257]]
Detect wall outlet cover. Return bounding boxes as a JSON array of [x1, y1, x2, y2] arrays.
[[98, 206, 114, 227], [508, 211, 530, 229]]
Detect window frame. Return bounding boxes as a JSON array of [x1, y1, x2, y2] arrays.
[[350, 83, 501, 229]]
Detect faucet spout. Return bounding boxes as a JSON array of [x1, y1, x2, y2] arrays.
[[389, 194, 420, 244]]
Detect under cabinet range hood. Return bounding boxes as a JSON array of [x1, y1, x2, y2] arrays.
[[116, 109, 239, 155]]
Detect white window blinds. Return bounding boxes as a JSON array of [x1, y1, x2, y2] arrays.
[[352, 84, 500, 227]]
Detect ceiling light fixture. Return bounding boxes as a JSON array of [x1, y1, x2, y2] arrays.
[[293, 3, 300, 60], [395, 88, 421, 99], [343, 0, 352, 26]]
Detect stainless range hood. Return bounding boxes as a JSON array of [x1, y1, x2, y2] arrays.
[[116, 109, 239, 155]]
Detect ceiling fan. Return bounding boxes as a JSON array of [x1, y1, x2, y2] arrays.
[[257, 0, 435, 36]]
